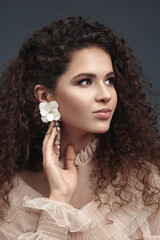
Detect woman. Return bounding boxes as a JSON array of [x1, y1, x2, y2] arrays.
[[0, 16, 160, 239]]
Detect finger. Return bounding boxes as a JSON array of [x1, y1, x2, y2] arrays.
[[43, 127, 59, 166], [65, 145, 76, 170], [46, 121, 55, 135], [46, 127, 57, 149], [43, 121, 55, 148], [45, 127, 60, 160]]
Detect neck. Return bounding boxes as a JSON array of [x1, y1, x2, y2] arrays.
[[59, 125, 95, 159]]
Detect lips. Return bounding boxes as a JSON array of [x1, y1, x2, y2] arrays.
[[93, 108, 112, 113], [93, 108, 112, 119]]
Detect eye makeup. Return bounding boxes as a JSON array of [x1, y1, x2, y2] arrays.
[[76, 76, 116, 87]]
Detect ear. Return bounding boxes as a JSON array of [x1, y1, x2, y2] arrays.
[[34, 85, 53, 103]]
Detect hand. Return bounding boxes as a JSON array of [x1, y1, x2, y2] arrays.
[[42, 122, 77, 203]]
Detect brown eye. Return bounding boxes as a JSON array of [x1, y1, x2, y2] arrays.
[[105, 77, 116, 85], [78, 79, 92, 86]]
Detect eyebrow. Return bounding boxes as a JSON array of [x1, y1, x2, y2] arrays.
[[71, 71, 115, 80]]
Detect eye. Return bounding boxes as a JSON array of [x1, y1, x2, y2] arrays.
[[77, 79, 92, 86], [105, 77, 116, 85]]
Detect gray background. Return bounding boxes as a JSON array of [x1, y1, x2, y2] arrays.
[[0, 0, 160, 92]]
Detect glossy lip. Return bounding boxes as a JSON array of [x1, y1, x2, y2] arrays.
[[93, 108, 112, 119]]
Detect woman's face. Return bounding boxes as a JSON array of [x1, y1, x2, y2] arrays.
[[52, 47, 117, 134]]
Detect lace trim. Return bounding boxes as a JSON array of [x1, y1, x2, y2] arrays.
[[59, 138, 98, 169], [23, 196, 92, 232]]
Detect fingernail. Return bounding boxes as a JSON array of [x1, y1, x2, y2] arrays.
[[50, 121, 55, 127]]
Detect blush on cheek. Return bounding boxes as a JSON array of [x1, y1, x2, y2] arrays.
[[59, 93, 84, 114]]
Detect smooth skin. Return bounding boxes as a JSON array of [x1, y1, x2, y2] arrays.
[[30, 47, 118, 207], [43, 121, 77, 203]]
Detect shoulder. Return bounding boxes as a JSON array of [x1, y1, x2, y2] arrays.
[[127, 162, 160, 212], [0, 176, 41, 235], [129, 161, 160, 187], [144, 162, 160, 188]]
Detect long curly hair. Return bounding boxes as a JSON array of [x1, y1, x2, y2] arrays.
[[0, 16, 160, 221]]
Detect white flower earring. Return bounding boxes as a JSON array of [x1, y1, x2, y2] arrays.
[[39, 101, 61, 123], [39, 101, 61, 157]]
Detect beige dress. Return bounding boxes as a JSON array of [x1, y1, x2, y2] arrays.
[[0, 141, 160, 240]]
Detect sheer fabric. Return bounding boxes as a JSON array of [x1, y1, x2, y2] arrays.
[[59, 138, 98, 169], [0, 170, 159, 240], [23, 196, 92, 232], [0, 140, 160, 239]]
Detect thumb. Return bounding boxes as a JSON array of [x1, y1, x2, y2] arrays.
[[65, 145, 76, 170]]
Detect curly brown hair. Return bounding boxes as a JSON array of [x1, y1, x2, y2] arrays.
[[0, 16, 160, 221]]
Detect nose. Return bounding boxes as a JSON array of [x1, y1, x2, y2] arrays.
[[95, 84, 112, 103]]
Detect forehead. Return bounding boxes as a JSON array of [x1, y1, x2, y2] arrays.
[[55, 47, 114, 91], [66, 47, 113, 74]]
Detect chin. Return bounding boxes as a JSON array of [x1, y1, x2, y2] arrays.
[[90, 125, 110, 134], [94, 122, 111, 133], [95, 129, 109, 134]]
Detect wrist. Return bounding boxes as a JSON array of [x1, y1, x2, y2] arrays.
[[49, 194, 71, 204]]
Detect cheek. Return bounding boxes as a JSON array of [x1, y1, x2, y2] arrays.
[[57, 91, 88, 121], [112, 89, 118, 109], [115, 93, 118, 108]]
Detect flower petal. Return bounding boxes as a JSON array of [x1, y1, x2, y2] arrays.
[[45, 103, 53, 111], [39, 102, 47, 110], [51, 108, 59, 115], [50, 101, 59, 108], [41, 116, 48, 123], [47, 113, 54, 122], [40, 109, 48, 116], [54, 112, 61, 121]]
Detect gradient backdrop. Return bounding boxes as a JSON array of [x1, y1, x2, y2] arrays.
[[0, 0, 160, 92]]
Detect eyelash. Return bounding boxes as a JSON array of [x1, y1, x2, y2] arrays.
[[77, 77, 116, 86]]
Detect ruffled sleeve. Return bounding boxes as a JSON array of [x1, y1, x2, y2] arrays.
[[17, 211, 68, 240], [17, 196, 92, 240], [23, 196, 92, 232]]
